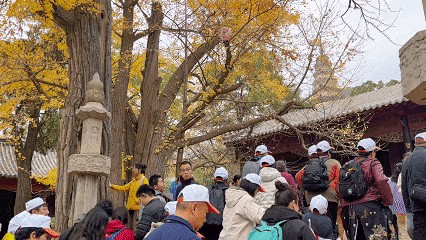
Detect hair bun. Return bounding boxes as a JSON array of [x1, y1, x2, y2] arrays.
[[275, 180, 290, 191]]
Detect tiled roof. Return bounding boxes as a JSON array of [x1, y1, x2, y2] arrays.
[[227, 84, 407, 143], [0, 141, 57, 178]]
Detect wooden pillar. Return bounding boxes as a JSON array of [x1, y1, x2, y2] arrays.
[[401, 115, 413, 152]]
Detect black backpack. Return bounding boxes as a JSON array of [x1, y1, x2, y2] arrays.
[[302, 156, 330, 192], [339, 158, 368, 201], [206, 183, 228, 225]]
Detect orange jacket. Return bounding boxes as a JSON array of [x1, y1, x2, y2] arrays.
[[296, 158, 341, 203]]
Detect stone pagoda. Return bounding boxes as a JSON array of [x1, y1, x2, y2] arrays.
[[67, 73, 111, 224]]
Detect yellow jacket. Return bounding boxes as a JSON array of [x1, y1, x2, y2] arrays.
[[111, 174, 148, 210], [2, 232, 14, 240]]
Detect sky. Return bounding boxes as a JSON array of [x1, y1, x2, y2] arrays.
[[349, 0, 426, 84]]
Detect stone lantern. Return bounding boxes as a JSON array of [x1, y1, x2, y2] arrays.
[[67, 73, 111, 224]]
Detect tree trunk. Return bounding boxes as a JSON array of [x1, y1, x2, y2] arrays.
[[53, 0, 112, 231], [133, 2, 165, 175], [14, 104, 41, 214], [109, 0, 137, 208]]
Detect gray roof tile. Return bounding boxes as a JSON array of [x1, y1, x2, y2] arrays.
[[227, 84, 407, 142], [0, 142, 57, 178]]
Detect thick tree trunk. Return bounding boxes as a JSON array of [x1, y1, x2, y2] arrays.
[[14, 104, 41, 214], [133, 2, 165, 175], [53, 0, 112, 231], [132, 2, 222, 176], [109, 0, 137, 208]]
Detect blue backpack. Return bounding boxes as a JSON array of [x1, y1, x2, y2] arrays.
[[248, 220, 287, 240]]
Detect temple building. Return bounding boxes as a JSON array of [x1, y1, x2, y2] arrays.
[[225, 83, 426, 177], [0, 140, 56, 237]]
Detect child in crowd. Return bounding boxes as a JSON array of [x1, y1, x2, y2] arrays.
[[302, 194, 334, 240]]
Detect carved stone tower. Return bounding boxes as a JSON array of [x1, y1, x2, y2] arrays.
[[67, 73, 111, 224]]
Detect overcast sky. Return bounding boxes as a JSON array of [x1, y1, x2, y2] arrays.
[[350, 0, 426, 84]]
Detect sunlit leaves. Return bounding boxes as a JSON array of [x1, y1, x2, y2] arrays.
[[0, 26, 68, 136]]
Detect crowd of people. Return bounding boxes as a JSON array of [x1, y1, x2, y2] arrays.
[[2, 133, 426, 240]]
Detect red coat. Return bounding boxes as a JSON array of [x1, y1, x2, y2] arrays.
[[105, 220, 135, 240], [280, 172, 298, 190], [341, 157, 393, 207]]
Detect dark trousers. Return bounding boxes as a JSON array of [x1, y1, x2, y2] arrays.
[[327, 201, 338, 238], [390, 214, 399, 239], [128, 210, 138, 230], [342, 201, 391, 240], [413, 211, 426, 240], [198, 223, 222, 240]]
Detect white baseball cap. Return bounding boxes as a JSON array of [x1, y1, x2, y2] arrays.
[[26, 197, 45, 211], [164, 201, 177, 215], [20, 214, 60, 238], [259, 155, 275, 167], [8, 211, 31, 233], [415, 132, 426, 143], [214, 167, 228, 180], [357, 138, 380, 152], [309, 194, 328, 215], [177, 184, 220, 213], [316, 141, 332, 152], [308, 145, 317, 156], [255, 145, 270, 154], [244, 173, 265, 192]]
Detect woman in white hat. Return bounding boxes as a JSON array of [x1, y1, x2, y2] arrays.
[[254, 155, 288, 209], [219, 173, 266, 240]]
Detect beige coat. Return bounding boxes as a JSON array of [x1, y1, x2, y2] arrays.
[[254, 167, 288, 209], [219, 187, 265, 240]]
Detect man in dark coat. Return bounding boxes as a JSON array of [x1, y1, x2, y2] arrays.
[[134, 184, 166, 239], [402, 132, 426, 240], [174, 161, 198, 200]]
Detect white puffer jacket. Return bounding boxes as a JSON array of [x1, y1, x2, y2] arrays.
[[254, 167, 288, 209], [219, 187, 265, 240]]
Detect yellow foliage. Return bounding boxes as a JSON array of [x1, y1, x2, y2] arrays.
[[34, 167, 57, 190], [6, 0, 102, 28], [120, 153, 133, 180], [0, 25, 68, 131], [188, 0, 299, 46]]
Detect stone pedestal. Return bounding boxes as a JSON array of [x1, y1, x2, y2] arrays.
[[400, 30, 426, 105], [68, 73, 111, 224]]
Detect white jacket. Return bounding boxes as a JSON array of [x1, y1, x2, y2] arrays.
[[219, 187, 265, 240], [254, 167, 288, 209]]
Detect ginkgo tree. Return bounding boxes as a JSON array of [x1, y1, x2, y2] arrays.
[[0, 23, 68, 214]]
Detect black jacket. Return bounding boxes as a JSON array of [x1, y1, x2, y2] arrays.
[[175, 177, 197, 200], [134, 198, 166, 239], [261, 205, 316, 240], [402, 146, 426, 213]]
